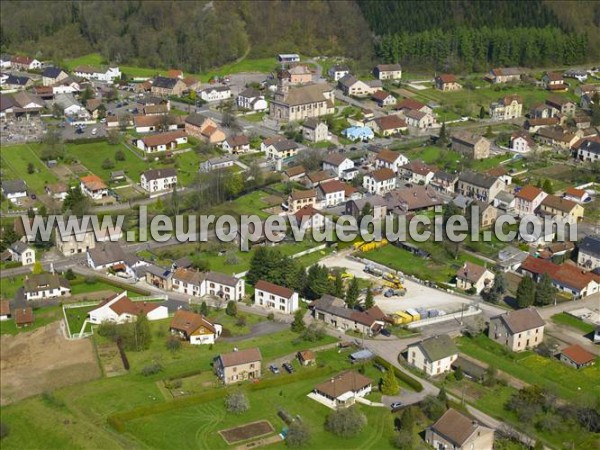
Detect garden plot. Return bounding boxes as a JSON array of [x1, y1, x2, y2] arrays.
[[219, 420, 275, 445]]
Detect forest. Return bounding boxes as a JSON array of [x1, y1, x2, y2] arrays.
[[0, 0, 597, 73]]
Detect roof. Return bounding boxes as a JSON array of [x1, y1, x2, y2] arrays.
[[526, 117, 560, 128], [166, 69, 183, 78], [385, 185, 441, 211], [412, 335, 458, 362], [516, 185, 545, 202], [302, 118, 324, 130], [493, 307, 545, 334], [395, 98, 427, 111], [11, 55, 34, 65], [319, 179, 347, 195], [280, 83, 333, 107], [376, 149, 404, 164], [238, 87, 262, 98], [372, 90, 393, 101], [511, 131, 535, 147], [219, 347, 262, 367], [80, 174, 107, 191], [541, 195, 578, 213], [225, 135, 249, 147], [564, 187, 587, 199], [5, 74, 30, 86], [0, 300, 10, 317], [490, 67, 521, 77], [271, 138, 299, 152], [140, 130, 187, 147], [430, 408, 486, 446], [373, 115, 407, 131], [87, 242, 129, 267], [42, 67, 65, 79], [578, 139, 600, 156], [401, 160, 436, 176], [367, 168, 396, 182], [142, 167, 177, 181], [404, 109, 429, 121], [323, 153, 350, 167], [284, 165, 306, 177], [294, 205, 322, 221], [15, 307, 34, 326], [205, 271, 240, 287], [579, 235, 600, 258], [170, 309, 216, 335], [311, 295, 386, 327], [544, 72, 564, 82], [290, 189, 317, 201], [458, 171, 498, 189], [536, 127, 576, 143], [152, 76, 180, 89], [437, 74, 457, 84], [102, 293, 162, 316], [375, 64, 402, 72], [452, 132, 486, 147], [2, 179, 27, 194], [456, 261, 489, 284], [307, 170, 336, 184], [134, 114, 163, 127], [560, 344, 596, 365], [298, 350, 316, 361], [24, 273, 70, 293], [314, 371, 372, 398], [255, 280, 294, 299]]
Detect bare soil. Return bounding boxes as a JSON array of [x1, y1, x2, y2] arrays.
[[0, 321, 101, 405], [219, 420, 275, 444]]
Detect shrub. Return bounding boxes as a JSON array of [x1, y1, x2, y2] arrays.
[[235, 315, 247, 327], [267, 312, 275, 321], [374, 356, 423, 392], [421, 395, 447, 421], [64, 268, 76, 280], [381, 364, 400, 395], [226, 300, 237, 317], [101, 158, 115, 170], [141, 363, 163, 377], [166, 336, 181, 352], [286, 420, 311, 447], [224, 391, 249, 414], [165, 379, 182, 390], [325, 406, 367, 438], [301, 323, 325, 342]]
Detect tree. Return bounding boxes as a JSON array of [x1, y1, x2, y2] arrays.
[[224, 172, 244, 198], [97, 103, 107, 119], [226, 300, 238, 317], [115, 149, 125, 161], [421, 395, 447, 420], [454, 365, 464, 381], [40, 130, 65, 161], [345, 277, 360, 308], [332, 272, 344, 298], [438, 122, 448, 145], [591, 92, 600, 126], [81, 85, 94, 103], [364, 287, 375, 310], [190, 256, 211, 272], [133, 313, 152, 351], [393, 430, 413, 449], [27, 162, 35, 174], [516, 276, 536, 308], [32, 261, 44, 274], [101, 158, 115, 170], [437, 386, 448, 406], [484, 271, 506, 304], [304, 264, 330, 300], [542, 179, 554, 194], [106, 128, 120, 145], [534, 273, 556, 306], [200, 301, 209, 316], [360, 201, 372, 219], [225, 391, 249, 414], [325, 406, 367, 438], [291, 309, 306, 333], [484, 125, 494, 138], [166, 336, 181, 352], [286, 420, 311, 447], [0, 227, 19, 252], [381, 365, 400, 395], [64, 268, 76, 280], [479, 106, 486, 119]]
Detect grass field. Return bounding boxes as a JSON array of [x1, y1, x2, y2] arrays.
[[63, 303, 100, 336], [1, 144, 59, 191], [551, 312, 596, 334], [0, 305, 64, 335]]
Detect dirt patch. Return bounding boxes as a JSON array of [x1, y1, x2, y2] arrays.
[[235, 434, 283, 450], [96, 341, 128, 377], [0, 321, 101, 405], [69, 162, 89, 175], [219, 420, 274, 445], [51, 164, 74, 181], [262, 194, 283, 206]]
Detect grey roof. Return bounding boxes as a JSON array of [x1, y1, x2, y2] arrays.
[[452, 194, 473, 210], [302, 118, 323, 130], [579, 235, 600, 259], [495, 190, 515, 204], [1, 179, 27, 194], [492, 307, 545, 334], [185, 113, 208, 127], [143, 263, 172, 278], [142, 167, 177, 181], [338, 74, 359, 88], [9, 241, 31, 254], [205, 271, 239, 287], [272, 139, 299, 152], [412, 334, 458, 362], [24, 273, 70, 294], [349, 196, 387, 209], [458, 171, 498, 189], [433, 170, 458, 182], [579, 140, 600, 156], [55, 93, 81, 109], [238, 87, 261, 98], [152, 76, 179, 89], [88, 242, 127, 267]]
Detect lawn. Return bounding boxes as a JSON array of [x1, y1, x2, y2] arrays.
[[456, 335, 600, 402], [551, 313, 596, 334], [0, 143, 59, 191], [0, 305, 64, 335], [63, 303, 100, 336]]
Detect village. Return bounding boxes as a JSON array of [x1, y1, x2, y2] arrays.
[[1, 34, 600, 450]]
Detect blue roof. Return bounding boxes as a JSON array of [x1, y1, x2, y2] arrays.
[[342, 126, 374, 140]]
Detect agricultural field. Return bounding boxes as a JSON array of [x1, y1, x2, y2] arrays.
[[0, 143, 60, 191]]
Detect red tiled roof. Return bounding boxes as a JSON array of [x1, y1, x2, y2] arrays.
[[515, 185, 544, 202], [368, 168, 395, 182], [141, 130, 187, 147], [376, 149, 403, 164], [290, 189, 317, 201], [319, 180, 347, 194], [564, 187, 586, 199], [374, 115, 407, 131], [541, 195, 578, 213], [561, 344, 596, 365], [294, 205, 322, 220], [437, 74, 457, 84], [15, 307, 34, 325], [0, 300, 10, 317], [80, 175, 107, 191], [395, 98, 426, 111], [219, 347, 261, 367], [170, 309, 216, 335], [372, 90, 393, 101]]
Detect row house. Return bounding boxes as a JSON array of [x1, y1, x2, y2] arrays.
[[525, 117, 561, 132], [73, 65, 121, 83], [312, 294, 387, 336], [456, 171, 503, 203], [485, 67, 521, 84], [535, 127, 578, 149], [430, 170, 458, 194], [540, 194, 584, 222], [171, 268, 245, 301]]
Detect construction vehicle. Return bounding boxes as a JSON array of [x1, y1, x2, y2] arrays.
[[391, 311, 413, 324], [384, 288, 407, 297], [354, 239, 389, 253], [327, 271, 354, 281], [364, 264, 383, 277]]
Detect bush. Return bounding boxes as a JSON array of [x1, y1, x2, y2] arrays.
[[226, 300, 237, 317], [421, 395, 447, 421], [101, 158, 115, 170], [224, 391, 249, 414], [164, 378, 182, 390], [64, 268, 76, 280], [141, 363, 163, 377], [374, 356, 423, 392], [166, 336, 182, 352], [235, 315, 247, 327], [301, 323, 325, 342], [286, 420, 311, 447], [325, 406, 367, 438], [267, 312, 275, 321]]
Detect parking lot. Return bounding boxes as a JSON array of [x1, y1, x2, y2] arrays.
[[61, 122, 106, 140]]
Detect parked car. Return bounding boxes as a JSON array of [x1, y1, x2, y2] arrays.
[[380, 328, 391, 337], [390, 402, 403, 412], [75, 128, 84, 134], [269, 364, 280, 374], [91, 128, 97, 135], [282, 363, 294, 374]]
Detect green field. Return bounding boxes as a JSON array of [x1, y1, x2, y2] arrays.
[[0, 144, 60, 191], [551, 313, 596, 334], [63, 303, 100, 336], [0, 305, 64, 335]]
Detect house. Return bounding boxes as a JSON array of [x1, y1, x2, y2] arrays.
[[270, 83, 335, 122], [73, 65, 121, 83], [318, 180, 347, 207], [237, 87, 268, 111], [7, 241, 35, 265], [80, 175, 108, 200], [169, 309, 222, 345], [322, 153, 354, 178], [287, 189, 317, 213], [171, 268, 246, 300], [87, 243, 142, 279], [185, 113, 226, 144], [514, 185, 547, 217], [564, 69, 587, 82], [140, 168, 177, 193], [563, 187, 590, 204], [42, 67, 68, 86], [264, 137, 300, 160], [311, 371, 372, 409], [54, 221, 96, 256], [431, 171, 458, 194], [221, 135, 250, 154], [404, 109, 435, 129], [199, 85, 232, 102], [134, 114, 182, 133], [524, 117, 561, 132], [577, 235, 600, 270], [575, 84, 600, 97], [311, 294, 387, 336], [43, 183, 67, 203], [52, 77, 81, 95], [254, 280, 299, 314], [166, 69, 183, 79], [136, 130, 188, 154], [394, 98, 433, 115], [338, 75, 379, 97], [293, 205, 326, 231], [539, 195, 584, 222], [489, 95, 523, 120], [278, 64, 313, 85], [373, 64, 402, 80], [345, 196, 387, 221], [0, 300, 10, 321], [363, 168, 397, 195], [559, 344, 596, 369], [1, 179, 28, 204], [485, 67, 521, 84], [0, 54, 12, 69], [407, 335, 459, 376], [214, 347, 262, 385], [283, 165, 306, 181], [488, 307, 545, 352], [85, 98, 103, 119], [451, 132, 490, 159], [277, 54, 300, 63], [15, 307, 34, 328], [510, 131, 536, 153], [456, 171, 503, 203], [371, 90, 396, 107], [151, 76, 186, 97], [55, 93, 88, 118], [398, 161, 436, 185], [342, 126, 374, 142], [385, 185, 442, 214], [200, 155, 237, 172], [576, 139, 600, 162], [545, 97, 576, 116], [4, 74, 33, 90], [366, 115, 407, 136], [301, 118, 328, 142], [425, 408, 495, 450], [11, 55, 41, 71], [456, 262, 494, 293], [435, 74, 462, 91], [23, 273, 71, 301], [373, 149, 407, 174], [542, 72, 567, 91], [530, 102, 556, 119], [535, 127, 578, 149], [328, 64, 350, 81], [88, 291, 168, 324]]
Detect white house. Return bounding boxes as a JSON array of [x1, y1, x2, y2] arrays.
[[293, 205, 326, 231], [328, 65, 350, 81], [301, 118, 328, 143], [54, 93, 88, 118], [11, 55, 42, 71], [311, 371, 372, 409], [375, 149, 408, 173], [363, 168, 396, 195], [322, 153, 355, 178], [237, 88, 268, 111], [455, 262, 495, 294], [80, 175, 109, 200], [254, 280, 299, 314], [200, 155, 237, 172], [171, 268, 246, 301], [317, 180, 347, 208], [169, 309, 222, 345], [87, 242, 143, 279], [73, 65, 121, 83], [88, 291, 168, 324], [23, 273, 71, 301], [577, 140, 600, 162], [407, 335, 458, 376], [514, 185, 547, 217], [404, 110, 436, 129], [140, 168, 178, 193], [1, 179, 28, 204], [263, 137, 300, 160], [136, 131, 188, 154], [0, 54, 12, 69], [220, 135, 250, 154], [199, 86, 232, 102], [7, 241, 35, 265], [510, 131, 535, 153], [52, 79, 82, 95]]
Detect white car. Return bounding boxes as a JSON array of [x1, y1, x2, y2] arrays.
[[91, 128, 97, 135]]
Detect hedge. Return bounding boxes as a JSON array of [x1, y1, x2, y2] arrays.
[[374, 356, 424, 393]]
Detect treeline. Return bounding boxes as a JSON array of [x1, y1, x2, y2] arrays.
[[375, 27, 588, 72]]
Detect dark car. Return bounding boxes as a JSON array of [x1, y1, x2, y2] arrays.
[[269, 364, 280, 374], [380, 328, 392, 337], [30, 194, 37, 200], [75, 128, 84, 134], [282, 363, 294, 374]]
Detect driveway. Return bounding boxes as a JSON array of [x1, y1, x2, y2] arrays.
[[222, 320, 288, 342]]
